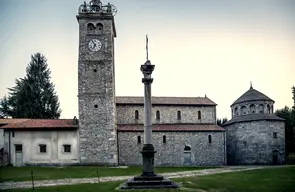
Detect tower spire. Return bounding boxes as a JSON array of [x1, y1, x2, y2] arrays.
[[250, 81, 253, 89]]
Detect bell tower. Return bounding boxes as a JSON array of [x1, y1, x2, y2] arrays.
[[77, 0, 118, 165]]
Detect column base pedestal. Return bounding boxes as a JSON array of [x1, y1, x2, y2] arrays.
[[119, 174, 179, 189], [120, 144, 178, 189]]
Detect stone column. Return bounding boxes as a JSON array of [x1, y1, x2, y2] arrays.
[[120, 60, 178, 189], [143, 71, 152, 144], [140, 60, 155, 176]]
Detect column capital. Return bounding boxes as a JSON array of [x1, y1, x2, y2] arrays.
[[141, 64, 155, 76]]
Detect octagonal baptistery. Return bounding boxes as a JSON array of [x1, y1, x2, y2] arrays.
[[223, 85, 285, 165]]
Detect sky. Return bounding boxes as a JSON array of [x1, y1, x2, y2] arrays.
[[0, 0, 294, 120]]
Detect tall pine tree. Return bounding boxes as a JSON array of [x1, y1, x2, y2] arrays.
[[0, 53, 61, 119]]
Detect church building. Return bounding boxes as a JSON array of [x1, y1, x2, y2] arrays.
[[223, 85, 285, 165], [0, 0, 284, 167]]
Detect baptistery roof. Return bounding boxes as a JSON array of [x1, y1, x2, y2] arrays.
[[231, 85, 274, 107]]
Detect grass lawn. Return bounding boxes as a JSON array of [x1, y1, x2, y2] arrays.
[[2, 166, 295, 192], [0, 166, 215, 182]]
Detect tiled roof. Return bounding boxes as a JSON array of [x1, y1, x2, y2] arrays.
[[0, 118, 29, 125], [231, 87, 274, 106], [118, 124, 225, 132], [116, 96, 216, 106], [223, 114, 285, 126], [0, 119, 78, 129]]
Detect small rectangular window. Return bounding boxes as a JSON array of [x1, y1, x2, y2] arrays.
[[208, 135, 212, 143], [177, 111, 181, 120], [63, 145, 71, 153], [39, 144, 47, 153], [137, 136, 141, 144], [198, 111, 201, 120], [15, 145, 22, 152], [273, 132, 277, 138], [135, 110, 139, 120], [12, 132, 15, 137], [156, 111, 160, 120]]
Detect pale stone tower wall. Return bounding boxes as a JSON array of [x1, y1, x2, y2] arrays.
[[77, 2, 118, 165]]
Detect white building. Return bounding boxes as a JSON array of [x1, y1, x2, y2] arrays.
[[0, 119, 79, 166]]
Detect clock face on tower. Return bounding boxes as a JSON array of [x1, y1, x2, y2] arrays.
[[88, 39, 102, 52]]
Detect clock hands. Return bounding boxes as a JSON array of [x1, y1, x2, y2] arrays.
[[89, 39, 101, 51]]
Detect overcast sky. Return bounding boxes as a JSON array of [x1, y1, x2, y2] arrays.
[[0, 0, 294, 119]]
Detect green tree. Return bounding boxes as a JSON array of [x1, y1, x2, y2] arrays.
[[0, 53, 61, 119], [275, 106, 295, 155], [0, 95, 10, 118], [217, 117, 228, 126]]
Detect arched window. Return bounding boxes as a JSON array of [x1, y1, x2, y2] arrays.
[[208, 135, 212, 143], [259, 104, 264, 113], [87, 23, 95, 33], [177, 110, 181, 120], [96, 23, 103, 34], [163, 135, 166, 143], [198, 111, 201, 120], [267, 104, 270, 114], [241, 106, 247, 115], [156, 110, 160, 120], [250, 104, 256, 114], [137, 136, 141, 144], [235, 107, 239, 116], [184, 146, 191, 151], [135, 110, 139, 120]]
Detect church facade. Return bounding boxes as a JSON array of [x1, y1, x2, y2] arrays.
[[0, 0, 284, 167]]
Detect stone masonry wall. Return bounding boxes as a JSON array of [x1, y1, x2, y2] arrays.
[[225, 120, 285, 165], [118, 131, 226, 166], [116, 105, 216, 125], [78, 15, 117, 165]]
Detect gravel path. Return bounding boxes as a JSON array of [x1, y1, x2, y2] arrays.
[[0, 165, 292, 190]]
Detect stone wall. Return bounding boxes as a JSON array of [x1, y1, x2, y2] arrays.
[[118, 131, 226, 166], [224, 120, 285, 165], [116, 105, 216, 125], [77, 14, 118, 165]]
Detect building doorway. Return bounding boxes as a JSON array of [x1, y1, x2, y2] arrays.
[[273, 150, 279, 165], [15, 144, 23, 167], [183, 146, 192, 165]]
